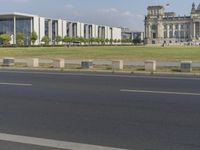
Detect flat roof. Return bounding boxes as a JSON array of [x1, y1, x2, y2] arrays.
[[0, 12, 38, 18]]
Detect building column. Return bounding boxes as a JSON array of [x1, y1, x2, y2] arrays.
[[198, 22, 200, 39], [157, 22, 163, 38], [193, 22, 196, 38], [144, 23, 147, 38], [147, 24, 151, 38], [86, 25, 89, 38], [178, 24, 181, 41], [13, 16, 16, 45], [172, 24, 175, 38], [167, 24, 170, 38], [183, 24, 186, 40]]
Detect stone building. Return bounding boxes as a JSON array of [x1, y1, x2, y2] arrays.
[[144, 3, 200, 44]]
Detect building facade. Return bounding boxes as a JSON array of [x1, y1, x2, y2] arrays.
[[0, 12, 121, 45], [144, 3, 200, 44], [121, 27, 144, 43]]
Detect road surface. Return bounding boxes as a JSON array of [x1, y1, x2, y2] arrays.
[[0, 70, 200, 150]]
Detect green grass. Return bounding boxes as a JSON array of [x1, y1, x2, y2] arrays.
[[0, 46, 200, 61]]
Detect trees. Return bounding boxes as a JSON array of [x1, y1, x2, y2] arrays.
[[63, 36, 73, 46], [77, 37, 85, 44], [55, 36, 62, 45], [89, 38, 95, 45], [105, 38, 109, 45], [113, 39, 118, 44], [41, 36, 50, 45], [31, 31, 38, 45], [16, 32, 24, 46], [109, 39, 113, 45], [0, 34, 11, 46]]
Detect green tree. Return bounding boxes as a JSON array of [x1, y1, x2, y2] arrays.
[[0, 34, 11, 45], [113, 39, 118, 44], [63, 36, 70, 43], [117, 39, 121, 43], [16, 32, 24, 46], [89, 38, 95, 45], [55, 36, 63, 45], [105, 38, 109, 44], [70, 37, 75, 43], [96, 38, 101, 45], [41, 36, 50, 45], [109, 39, 113, 45], [100, 38, 105, 45], [31, 31, 38, 45], [77, 37, 85, 44], [63, 36, 73, 46]]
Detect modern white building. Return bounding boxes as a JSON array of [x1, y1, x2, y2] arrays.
[[0, 12, 122, 45]]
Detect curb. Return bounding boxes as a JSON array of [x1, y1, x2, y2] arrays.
[[1, 66, 200, 77]]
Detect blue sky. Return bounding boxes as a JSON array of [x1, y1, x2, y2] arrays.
[[0, 0, 200, 31]]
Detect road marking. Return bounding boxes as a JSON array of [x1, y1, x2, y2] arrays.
[[0, 82, 32, 86], [0, 133, 127, 150], [0, 70, 200, 81], [120, 89, 200, 96]]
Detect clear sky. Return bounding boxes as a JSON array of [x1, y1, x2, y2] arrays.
[[0, 0, 200, 31]]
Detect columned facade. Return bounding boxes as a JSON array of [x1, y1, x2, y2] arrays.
[[144, 3, 200, 44], [0, 12, 121, 45]]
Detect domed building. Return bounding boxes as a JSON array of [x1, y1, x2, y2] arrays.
[[144, 3, 200, 44]]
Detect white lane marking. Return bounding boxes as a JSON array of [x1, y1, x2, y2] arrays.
[[0, 70, 200, 81], [0, 133, 128, 150], [0, 82, 32, 86], [120, 89, 200, 96]]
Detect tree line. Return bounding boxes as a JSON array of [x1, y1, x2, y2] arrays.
[[0, 32, 134, 46]]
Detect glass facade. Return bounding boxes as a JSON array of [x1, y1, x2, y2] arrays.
[[0, 18, 14, 35], [0, 17, 32, 45], [45, 20, 49, 36], [16, 18, 32, 45], [52, 20, 58, 40]]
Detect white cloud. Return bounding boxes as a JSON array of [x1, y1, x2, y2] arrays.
[[97, 8, 119, 14], [64, 4, 73, 9]]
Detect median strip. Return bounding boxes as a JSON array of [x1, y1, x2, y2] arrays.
[[0, 82, 32, 86], [120, 89, 200, 96]]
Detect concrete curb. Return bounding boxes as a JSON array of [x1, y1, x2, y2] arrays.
[[1, 66, 200, 77]]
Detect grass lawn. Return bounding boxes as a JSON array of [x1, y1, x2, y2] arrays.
[[0, 46, 200, 61]]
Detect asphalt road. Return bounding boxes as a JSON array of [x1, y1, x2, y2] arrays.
[[0, 70, 200, 150]]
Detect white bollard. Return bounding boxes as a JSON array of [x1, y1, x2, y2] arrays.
[[145, 60, 156, 72], [81, 60, 93, 69], [53, 58, 65, 68], [27, 58, 39, 67], [112, 60, 123, 70], [3, 57, 15, 66], [181, 61, 192, 72]]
